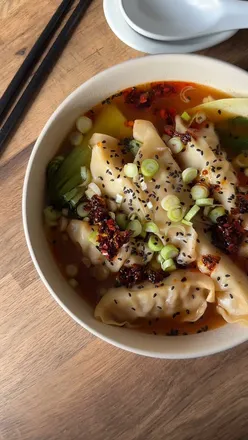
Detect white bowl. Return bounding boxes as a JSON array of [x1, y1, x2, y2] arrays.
[[23, 54, 248, 359]]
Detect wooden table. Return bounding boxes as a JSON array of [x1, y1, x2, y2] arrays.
[[1, 1, 248, 439]]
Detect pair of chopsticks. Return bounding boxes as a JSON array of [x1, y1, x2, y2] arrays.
[[0, 0, 93, 157]]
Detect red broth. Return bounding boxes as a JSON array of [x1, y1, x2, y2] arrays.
[[46, 81, 232, 335]]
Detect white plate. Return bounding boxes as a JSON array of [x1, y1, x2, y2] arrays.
[[103, 0, 237, 54]]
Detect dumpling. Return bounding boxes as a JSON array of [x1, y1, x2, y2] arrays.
[[89, 133, 151, 221], [95, 270, 215, 326], [67, 219, 131, 273], [196, 227, 248, 325], [124, 239, 154, 267], [133, 120, 197, 265], [133, 120, 192, 227], [173, 116, 237, 212], [67, 220, 105, 266]]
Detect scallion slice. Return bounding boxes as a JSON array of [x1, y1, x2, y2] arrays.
[[76, 116, 93, 134], [124, 163, 138, 178], [69, 131, 83, 146], [161, 258, 177, 272], [44, 206, 61, 226], [148, 235, 163, 252], [127, 220, 142, 237], [167, 206, 184, 222], [161, 195, 181, 211], [184, 205, 200, 222], [143, 222, 159, 234], [182, 167, 198, 184], [88, 230, 99, 246], [77, 203, 89, 218], [191, 184, 210, 200], [141, 159, 159, 177], [209, 206, 226, 223], [160, 244, 179, 260], [182, 219, 193, 226], [181, 111, 191, 122], [195, 198, 214, 207], [168, 137, 184, 154], [116, 213, 128, 230]]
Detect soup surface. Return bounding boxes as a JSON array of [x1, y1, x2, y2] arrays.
[[45, 81, 248, 336]]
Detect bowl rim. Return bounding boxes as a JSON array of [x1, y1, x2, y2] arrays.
[[22, 53, 248, 359]]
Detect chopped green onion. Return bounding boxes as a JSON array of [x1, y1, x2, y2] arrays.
[[148, 235, 163, 252], [88, 182, 101, 195], [116, 213, 128, 230], [143, 222, 159, 234], [66, 264, 78, 277], [157, 253, 164, 264], [168, 137, 184, 154], [181, 111, 191, 122], [195, 198, 214, 207], [44, 206, 61, 226], [76, 116, 93, 134], [161, 258, 177, 272], [69, 131, 83, 146], [141, 159, 159, 177], [209, 206, 226, 223], [88, 230, 99, 246], [184, 205, 200, 222], [167, 206, 184, 222], [115, 194, 123, 204], [182, 167, 198, 184], [233, 153, 248, 168], [86, 182, 101, 199], [127, 220, 142, 237], [245, 168, 248, 177], [182, 219, 193, 226], [160, 244, 179, 260], [124, 163, 138, 178], [161, 195, 181, 211], [77, 203, 89, 218], [195, 112, 206, 124], [191, 184, 210, 200]]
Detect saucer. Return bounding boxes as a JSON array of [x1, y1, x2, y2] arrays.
[[103, 0, 237, 54]]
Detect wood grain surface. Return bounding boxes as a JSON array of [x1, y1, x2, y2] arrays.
[[1, 1, 248, 439]]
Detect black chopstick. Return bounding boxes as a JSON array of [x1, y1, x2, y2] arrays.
[[0, 0, 75, 125], [0, 0, 93, 157]]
